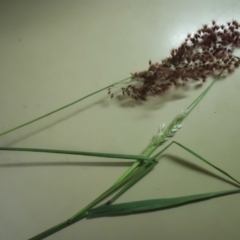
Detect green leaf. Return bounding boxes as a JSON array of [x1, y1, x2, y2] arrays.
[[0, 147, 151, 162], [153, 141, 240, 186], [88, 189, 240, 217]]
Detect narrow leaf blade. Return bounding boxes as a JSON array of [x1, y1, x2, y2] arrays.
[[88, 189, 240, 217]]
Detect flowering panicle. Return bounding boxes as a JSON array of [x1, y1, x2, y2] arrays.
[[109, 20, 240, 100], [148, 110, 186, 149]]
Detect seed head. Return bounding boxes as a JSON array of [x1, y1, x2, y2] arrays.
[[112, 20, 240, 101]]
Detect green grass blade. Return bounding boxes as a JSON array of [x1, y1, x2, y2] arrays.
[[152, 141, 240, 186], [0, 77, 130, 138], [0, 146, 151, 162], [174, 142, 240, 186], [88, 189, 240, 217]]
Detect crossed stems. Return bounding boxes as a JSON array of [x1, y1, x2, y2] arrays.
[[0, 70, 238, 239]]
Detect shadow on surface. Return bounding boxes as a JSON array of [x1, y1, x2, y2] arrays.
[[163, 154, 240, 188], [1, 95, 108, 147]]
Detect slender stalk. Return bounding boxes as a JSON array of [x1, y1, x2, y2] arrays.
[[113, 149, 151, 184], [184, 70, 223, 116], [107, 161, 158, 205], [0, 77, 130, 138], [29, 213, 87, 240], [113, 161, 141, 184]]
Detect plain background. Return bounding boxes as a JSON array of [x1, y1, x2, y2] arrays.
[[0, 1, 240, 239]]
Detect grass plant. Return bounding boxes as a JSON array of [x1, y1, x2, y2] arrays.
[[1, 20, 240, 239]]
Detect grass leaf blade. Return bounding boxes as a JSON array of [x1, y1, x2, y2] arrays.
[[0, 147, 150, 161], [88, 189, 240, 217], [174, 142, 240, 186]]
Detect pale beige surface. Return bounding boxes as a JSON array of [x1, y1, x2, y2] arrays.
[[0, 1, 240, 239]]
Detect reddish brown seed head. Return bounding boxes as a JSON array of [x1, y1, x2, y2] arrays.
[[125, 20, 240, 101]]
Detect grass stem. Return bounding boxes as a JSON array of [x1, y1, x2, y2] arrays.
[[0, 77, 130, 138]]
